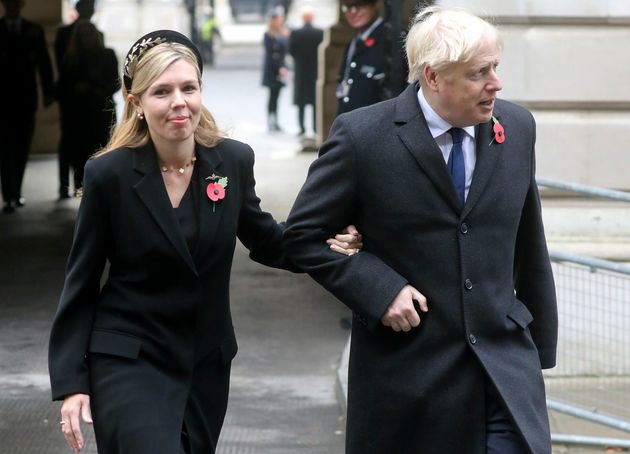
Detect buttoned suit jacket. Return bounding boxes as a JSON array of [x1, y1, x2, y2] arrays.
[[0, 16, 54, 114], [48, 139, 289, 452], [285, 84, 558, 454]]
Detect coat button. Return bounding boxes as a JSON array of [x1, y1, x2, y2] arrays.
[[469, 334, 477, 344], [347, 78, 354, 85], [343, 96, 350, 103], [350, 61, 357, 68], [460, 222, 469, 234], [464, 279, 473, 290]]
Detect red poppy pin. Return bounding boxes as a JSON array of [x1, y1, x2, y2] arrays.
[[364, 37, 375, 47], [489, 116, 505, 145], [205, 174, 228, 212]]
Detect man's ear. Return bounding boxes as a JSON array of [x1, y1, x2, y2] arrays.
[[423, 65, 440, 92]]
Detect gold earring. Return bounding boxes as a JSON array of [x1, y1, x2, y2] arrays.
[[137, 112, 144, 120]]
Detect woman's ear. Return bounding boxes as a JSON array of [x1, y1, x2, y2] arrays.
[[127, 94, 140, 108]]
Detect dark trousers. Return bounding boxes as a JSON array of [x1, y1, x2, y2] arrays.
[[0, 113, 35, 204], [57, 106, 72, 196], [297, 103, 316, 134], [486, 388, 528, 454], [267, 85, 281, 115]]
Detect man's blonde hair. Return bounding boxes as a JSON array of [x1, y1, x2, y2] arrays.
[[405, 6, 502, 83], [96, 42, 223, 157]]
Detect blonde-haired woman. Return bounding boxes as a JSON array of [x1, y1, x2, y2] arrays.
[[48, 30, 361, 453], [262, 7, 289, 132]]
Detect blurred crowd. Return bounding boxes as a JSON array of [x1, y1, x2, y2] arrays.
[[0, 0, 400, 213]]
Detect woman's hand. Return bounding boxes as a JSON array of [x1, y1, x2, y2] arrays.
[[327, 224, 363, 256], [60, 393, 93, 452]]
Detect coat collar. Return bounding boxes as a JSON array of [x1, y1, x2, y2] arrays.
[[395, 83, 462, 213], [394, 83, 502, 216], [131, 140, 224, 274], [464, 110, 502, 217]]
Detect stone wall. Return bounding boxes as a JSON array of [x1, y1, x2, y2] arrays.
[[441, 0, 630, 190]]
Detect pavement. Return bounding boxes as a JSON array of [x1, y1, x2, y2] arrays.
[[1, 43, 629, 453]]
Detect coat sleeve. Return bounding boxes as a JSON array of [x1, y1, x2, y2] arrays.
[[514, 115, 558, 369], [34, 23, 55, 101], [48, 160, 110, 400], [103, 48, 120, 97], [284, 116, 408, 331], [235, 144, 296, 272]]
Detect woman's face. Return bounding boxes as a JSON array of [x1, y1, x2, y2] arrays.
[[135, 59, 202, 146]]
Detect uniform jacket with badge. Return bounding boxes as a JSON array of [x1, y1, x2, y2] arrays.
[[285, 84, 558, 454], [48, 138, 290, 448], [336, 19, 387, 115]]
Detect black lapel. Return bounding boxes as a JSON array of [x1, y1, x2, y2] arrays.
[[132, 142, 198, 275], [394, 84, 461, 213], [463, 111, 502, 217], [194, 142, 225, 262]]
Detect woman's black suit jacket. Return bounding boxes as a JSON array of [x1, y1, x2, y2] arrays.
[[48, 138, 288, 451]]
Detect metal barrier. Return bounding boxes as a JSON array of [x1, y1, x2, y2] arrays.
[[538, 177, 630, 448]]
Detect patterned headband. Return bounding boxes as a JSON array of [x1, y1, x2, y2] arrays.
[[122, 29, 203, 91]]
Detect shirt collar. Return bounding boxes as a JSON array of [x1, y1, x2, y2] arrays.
[[417, 85, 476, 140], [359, 16, 383, 41]]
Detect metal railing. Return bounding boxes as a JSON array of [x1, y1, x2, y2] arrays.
[[538, 177, 630, 448]]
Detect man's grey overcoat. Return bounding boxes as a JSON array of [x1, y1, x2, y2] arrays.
[[284, 84, 558, 454]]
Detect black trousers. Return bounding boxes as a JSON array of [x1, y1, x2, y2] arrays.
[[267, 85, 282, 115], [57, 104, 72, 195], [297, 103, 316, 134], [0, 113, 35, 203], [485, 386, 528, 454]]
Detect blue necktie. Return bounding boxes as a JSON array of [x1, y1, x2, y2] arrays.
[[447, 128, 466, 206]]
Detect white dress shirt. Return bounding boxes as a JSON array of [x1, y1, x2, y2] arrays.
[[417, 87, 476, 201]]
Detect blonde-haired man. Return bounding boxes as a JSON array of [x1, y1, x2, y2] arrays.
[[286, 6, 557, 453]]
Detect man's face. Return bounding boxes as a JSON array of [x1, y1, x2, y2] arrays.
[[2, 0, 24, 18], [432, 38, 503, 128], [342, 1, 378, 31]]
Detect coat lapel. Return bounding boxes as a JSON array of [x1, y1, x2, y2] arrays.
[[194, 143, 225, 262], [462, 111, 502, 217], [132, 142, 198, 275], [394, 84, 462, 213]]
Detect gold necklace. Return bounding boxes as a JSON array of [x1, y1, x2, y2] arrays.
[[160, 155, 196, 175]]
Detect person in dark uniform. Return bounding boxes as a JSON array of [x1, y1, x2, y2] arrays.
[[48, 30, 362, 454], [261, 7, 289, 132], [0, 0, 54, 213], [336, 0, 386, 115], [55, 20, 119, 193], [54, 0, 103, 199], [288, 6, 323, 136]]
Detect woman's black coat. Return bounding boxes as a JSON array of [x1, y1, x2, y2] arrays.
[[262, 31, 287, 89], [48, 138, 289, 452]]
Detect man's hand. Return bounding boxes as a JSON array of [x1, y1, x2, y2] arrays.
[[60, 393, 93, 452], [381, 285, 428, 332]]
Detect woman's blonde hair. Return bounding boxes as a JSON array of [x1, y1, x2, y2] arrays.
[[405, 6, 502, 83], [95, 42, 223, 157]]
